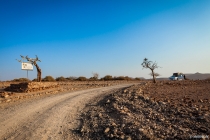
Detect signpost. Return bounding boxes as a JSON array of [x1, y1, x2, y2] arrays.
[[22, 62, 33, 70], [16, 55, 41, 82], [16, 56, 34, 79], [21, 62, 33, 79]]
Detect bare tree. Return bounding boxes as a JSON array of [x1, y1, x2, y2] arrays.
[[92, 72, 99, 80], [141, 58, 161, 83], [25, 55, 42, 82]]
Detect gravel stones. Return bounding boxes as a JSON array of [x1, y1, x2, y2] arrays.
[[76, 80, 210, 139], [104, 127, 110, 133]]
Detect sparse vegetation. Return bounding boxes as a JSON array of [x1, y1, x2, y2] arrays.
[[31, 75, 142, 82], [32, 78, 37, 81], [101, 75, 113, 81], [89, 77, 97, 81], [12, 78, 30, 82], [113, 76, 133, 81], [141, 58, 161, 83], [42, 76, 56, 82], [76, 76, 87, 81], [91, 72, 99, 80], [10, 75, 143, 83], [89, 72, 99, 81], [135, 77, 141, 80], [56, 76, 67, 81], [66, 76, 77, 81]]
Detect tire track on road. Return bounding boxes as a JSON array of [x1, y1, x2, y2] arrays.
[[0, 84, 133, 140]]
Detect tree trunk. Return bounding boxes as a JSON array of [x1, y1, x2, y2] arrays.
[[151, 70, 156, 83], [34, 62, 42, 82]]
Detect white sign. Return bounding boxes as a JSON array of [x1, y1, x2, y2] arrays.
[[21, 62, 33, 70]]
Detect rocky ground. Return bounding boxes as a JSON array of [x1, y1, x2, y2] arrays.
[[0, 84, 134, 140], [76, 80, 210, 139]]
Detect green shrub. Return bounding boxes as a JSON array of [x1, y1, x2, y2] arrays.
[[77, 76, 87, 81], [135, 77, 141, 80], [12, 78, 30, 82], [102, 75, 113, 81], [89, 77, 98, 81], [112, 76, 133, 80], [56, 76, 67, 81], [42, 76, 55, 81]]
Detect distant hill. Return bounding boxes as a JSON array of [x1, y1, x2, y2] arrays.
[[184, 72, 210, 80]]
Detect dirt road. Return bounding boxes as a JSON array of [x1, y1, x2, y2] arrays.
[[0, 84, 133, 140]]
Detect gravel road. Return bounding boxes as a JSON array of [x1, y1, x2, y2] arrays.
[[0, 84, 133, 140]]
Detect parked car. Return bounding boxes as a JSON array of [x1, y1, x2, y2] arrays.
[[169, 73, 185, 80]]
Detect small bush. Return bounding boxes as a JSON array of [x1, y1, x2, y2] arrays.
[[32, 78, 37, 81], [112, 76, 133, 81], [89, 77, 98, 81], [77, 76, 87, 81], [56, 76, 67, 81], [135, 77, 141, 80], [42, 76, 55, 81], [12, 78, 30, 82], [102, 75, 113, 81]]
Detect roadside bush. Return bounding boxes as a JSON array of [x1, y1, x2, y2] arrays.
[[32, 78, 37, 81], [135, 77, 141, 80], [112, 76, 133, 81], [102, 75, 113, 81], [77, 76, 87, 81], [56, 76, 67, 81], [89, 77, 98, 81], [113, 76, 124, 80], [42, 76, 56, 81], [12, 78, 30, 82], [66, 76, 77, 81]]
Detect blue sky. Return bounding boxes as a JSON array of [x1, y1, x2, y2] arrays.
[[0, 0, 210, 81]]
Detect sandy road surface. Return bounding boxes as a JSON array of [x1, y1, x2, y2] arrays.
[[0, 84, 133, 140]]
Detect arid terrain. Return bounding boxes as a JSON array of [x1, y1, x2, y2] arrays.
[[76, 80, 210, 139], [0, 79, 210, 140], [0, 81, 137, 140]]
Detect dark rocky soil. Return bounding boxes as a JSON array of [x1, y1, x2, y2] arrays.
[[76, 80, 210, 139]]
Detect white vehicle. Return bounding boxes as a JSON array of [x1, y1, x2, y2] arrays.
[[169, 73, 185, 80]]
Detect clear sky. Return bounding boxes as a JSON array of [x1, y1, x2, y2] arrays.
[[0, 0, 210, 81]]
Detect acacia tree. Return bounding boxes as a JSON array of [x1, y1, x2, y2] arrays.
[[141, 58, 161, 83], [24, 55, 41, 82]]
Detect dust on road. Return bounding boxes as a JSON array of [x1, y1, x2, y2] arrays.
[[0, 84, 134, 140]]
